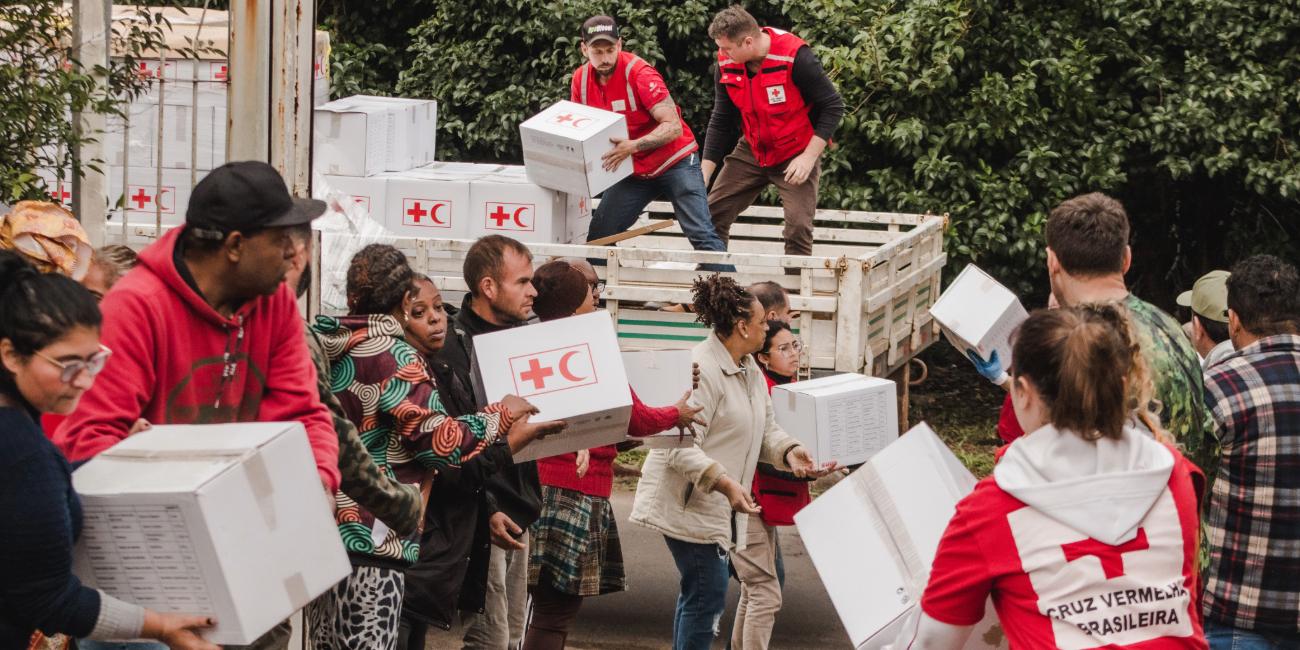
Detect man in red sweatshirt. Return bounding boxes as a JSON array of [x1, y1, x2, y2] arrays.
[[55, 161, 340, 649]]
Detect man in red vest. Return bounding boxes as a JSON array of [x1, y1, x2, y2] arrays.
[[573, 15, 733, 272], [702, 6, 844, 258]]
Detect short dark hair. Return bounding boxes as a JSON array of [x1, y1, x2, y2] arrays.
[[692, 273, 756, 336], [708, 5, 760, 41], [750, 281, 787, 313], [1226, 254, 1300, 337], [1045, 193, 1131, 277], [759, 319, 792, 356], [1194, 314, 1230, 344], [464, 235, 532, 297], [531, 260, 589, 322], [0, 250, 101, 397], [346, 244, 413, 316]]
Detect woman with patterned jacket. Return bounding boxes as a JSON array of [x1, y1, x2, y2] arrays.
[[303, 244, 564, 650]]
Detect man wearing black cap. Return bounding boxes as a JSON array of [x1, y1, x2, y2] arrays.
[[55, 161, 339, 650], [574, 15, 732, 272]]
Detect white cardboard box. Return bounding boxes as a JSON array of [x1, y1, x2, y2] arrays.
[[772, 373, 898, 466], [313, 96, 407, 177], [520, 100, 631, 197], [472, 311, 632, 461], [71, 423, 351, 645], [794, 423, 1006, 650], [320, 173, 389, 222], [929, 264, 1029, 372], [107, 166, 204, 226], [467, 173, 573, 244], [366, 96, 437, 170], [383, 170, 472, 238], [622, 349, 693, 449]]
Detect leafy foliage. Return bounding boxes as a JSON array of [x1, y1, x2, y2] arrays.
[[361, 0, 1299, 295], [1, 1, 191, 203]]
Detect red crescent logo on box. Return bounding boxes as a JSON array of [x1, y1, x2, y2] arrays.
[[554, 113, 592, 128], [403, 199, 451, 227], [486, 203, 535, 232], [509, 343, 598, 398]]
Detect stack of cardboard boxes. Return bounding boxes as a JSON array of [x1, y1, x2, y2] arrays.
[[39, 6, 331, 226], [315, 98, 609, 245]]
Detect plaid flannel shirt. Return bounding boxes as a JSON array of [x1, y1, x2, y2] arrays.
[[1202, 334, 1300, 635]]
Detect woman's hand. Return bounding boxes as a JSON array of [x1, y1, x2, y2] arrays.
[[505, 413, 566, 454], [713, 475, 760, 514], [785, 446, 840, 479], [142, 611, 219, 650], [673, 391, 705, 435], [500, 394, 539, 421], [576, 449, 590, 478]]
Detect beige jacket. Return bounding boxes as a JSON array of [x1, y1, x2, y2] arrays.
[[630, 334, 802, 549]]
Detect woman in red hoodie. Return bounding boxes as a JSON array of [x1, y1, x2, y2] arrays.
[[522, 260, 703, 650], [898, 304, 1207, 649]]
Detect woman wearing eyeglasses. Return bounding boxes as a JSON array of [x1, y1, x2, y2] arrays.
[[730, 319, 812, 650], [0, 251, 217, 650]]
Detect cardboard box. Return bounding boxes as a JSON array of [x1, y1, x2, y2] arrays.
[[35, 167, 73, 210], [72, 423, 351, 645], [102, 102, 224, 171], [622, 349, 694, 449], [472, 311, 632, 461], [772, 373, 898, 466], [467, 173, 572, 244], [794, 423, 1006, 650], [383, 170, 472, 238], [320, 173, 389, 221], [106, 166, 204, 226], [520, 100, 631, 196], [929, 264, 1029, 372], [364, 96, 437, 170], [313, 97, 397, 177]]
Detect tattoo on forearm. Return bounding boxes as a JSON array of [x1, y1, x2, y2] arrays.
[[636, 121, 678, 151]]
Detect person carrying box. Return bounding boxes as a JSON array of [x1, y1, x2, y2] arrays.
[[700, 5, 844, 260], [572, 15, 732, 272]]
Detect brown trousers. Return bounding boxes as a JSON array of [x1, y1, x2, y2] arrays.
[[729, 514, 783, 650], [707, 139, 821, 257]]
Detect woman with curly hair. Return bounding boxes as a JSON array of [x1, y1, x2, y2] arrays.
[[304, 244, 564, 650], [630, 274, 836, 650]]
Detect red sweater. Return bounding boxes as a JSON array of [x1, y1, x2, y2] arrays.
[[537, 388, 678, 498], [53, 228, 341, 489]]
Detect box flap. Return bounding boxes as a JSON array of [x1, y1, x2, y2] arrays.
[[929, 264, 1022, 343]]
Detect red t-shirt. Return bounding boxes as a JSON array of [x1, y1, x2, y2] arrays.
[[570, 63, 672, 118], [920, 448, 1207, 649]]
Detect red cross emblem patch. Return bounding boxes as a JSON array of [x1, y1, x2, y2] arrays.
[[766, 85, 787, 105]]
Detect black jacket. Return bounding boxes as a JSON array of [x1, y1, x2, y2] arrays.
[[444, 296, 543, 532], [401, 298, 539, 628]]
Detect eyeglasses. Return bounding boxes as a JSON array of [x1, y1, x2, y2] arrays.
[[774, 340, 803, 356], [34, 345, 113, 384], [590, 280, 606, 297]]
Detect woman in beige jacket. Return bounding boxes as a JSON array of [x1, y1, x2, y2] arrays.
[[630, 274, 833, 650]]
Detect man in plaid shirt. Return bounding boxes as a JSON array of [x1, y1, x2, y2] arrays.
[[1202, 254, 1300, 649]]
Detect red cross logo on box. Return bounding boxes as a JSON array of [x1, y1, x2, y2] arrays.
[[125, 185, 175, 213], [485, 202, 535, 232], [48, 186, 71, 205], [553, 112, 592, 128], [403, 198, 451, 228], [1060, 528, 1150, 579], [211, 63, 228, 81], [349, 196, 371, 212], [509, 344, 599, 398]]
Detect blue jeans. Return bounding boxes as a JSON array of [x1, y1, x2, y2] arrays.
[[1206, 622, 1300, 649], [664, 535, 731, 650], [587, 154, 735, 273]]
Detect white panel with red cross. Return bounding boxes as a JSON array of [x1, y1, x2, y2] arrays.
[[519, 99, 631, 197], [466, 175, 566, 244], [105, 166, 199, 226], [471, 311, 632, 461], [381, 172, 471, 238]]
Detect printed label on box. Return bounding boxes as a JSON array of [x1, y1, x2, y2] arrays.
[[401, 198, 453, 228], [485, 202, 536, 232], [509, 343, 599, 397]]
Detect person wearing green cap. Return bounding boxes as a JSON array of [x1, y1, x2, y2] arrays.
[[1178, 270, 1236, 369]]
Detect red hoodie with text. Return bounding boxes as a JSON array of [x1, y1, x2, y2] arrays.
[[53, 228, 340, 490]]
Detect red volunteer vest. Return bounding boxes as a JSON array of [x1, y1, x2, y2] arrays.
[[717, 27, 816, 167], [574, 51, 698, 178]]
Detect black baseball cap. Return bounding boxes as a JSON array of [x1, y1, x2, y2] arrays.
[[186, 161, 327, 240], [581, 16, 619, 45]]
